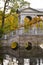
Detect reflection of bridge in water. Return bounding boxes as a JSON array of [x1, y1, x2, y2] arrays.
[[1, 29, 43, 65], [1, 31, 43, 58], [1, 29, 43, 47]]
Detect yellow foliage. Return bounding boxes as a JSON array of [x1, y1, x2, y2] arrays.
[[0, 14, 2, 27], [24, 17, 30, 23], [36, 22, 39, 28], [25, 42, 28, 48], [4, 13, 18, 32], [39, 21, 43, 29], [0, 20, 2, 27], [11, 42, 17, 49], [0, 16, 2, 20], [24, 16, 43, 30], [24, 17, 30, 28]]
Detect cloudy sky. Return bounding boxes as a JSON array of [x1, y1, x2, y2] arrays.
[[0, 0, 43, 9], [25, 0, 43, 9]]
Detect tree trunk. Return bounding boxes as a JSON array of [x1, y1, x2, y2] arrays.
[[1, 0, 8, 28]]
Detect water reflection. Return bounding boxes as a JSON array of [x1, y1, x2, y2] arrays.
[[3, 55, 18, 65], [24, 59, 30, 65], [40, 59, 43, 65], [3, 57, 43, 65], [24, 58, 43, 65]]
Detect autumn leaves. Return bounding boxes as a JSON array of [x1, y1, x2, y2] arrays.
[[0, 10, 43, 34], [24, 16, 43, 29], [0, 12, 18, 33]]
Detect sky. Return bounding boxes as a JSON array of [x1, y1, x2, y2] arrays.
[[25, 0, 43, 9], [0, 0, 43, 9]]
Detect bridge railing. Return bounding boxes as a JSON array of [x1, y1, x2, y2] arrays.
[[16, 28, 43, 35], [0, 28, 43, 40]]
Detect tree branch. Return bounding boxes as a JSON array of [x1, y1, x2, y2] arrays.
[[1, 0, 8, 28]]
